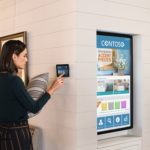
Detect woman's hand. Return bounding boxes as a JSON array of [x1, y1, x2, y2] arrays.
[[47, 73, 65, 96]]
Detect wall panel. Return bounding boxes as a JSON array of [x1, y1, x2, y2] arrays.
[[108, 0, 150, 9], [77, 0, 150, 22], [0, 0, 15, 10], [16, 0, 76, 27]]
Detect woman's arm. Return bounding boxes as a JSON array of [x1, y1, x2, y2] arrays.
[[47, 73, 64, 95], [11, 73, 64, 113]]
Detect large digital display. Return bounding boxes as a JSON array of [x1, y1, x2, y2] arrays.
[[97, 32, 133, 134]]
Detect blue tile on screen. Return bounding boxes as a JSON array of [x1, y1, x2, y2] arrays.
[[114, 115, 121, 127], [122, 114, 130, 126], [97, 117, 105, 130], [106, 116, 113, 128]]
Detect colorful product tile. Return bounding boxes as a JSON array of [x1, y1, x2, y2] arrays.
[[108, 102, 114, 110], [101, 102, 107, 111], [115, 101, 120, 109], [121, 101, 126, 109]]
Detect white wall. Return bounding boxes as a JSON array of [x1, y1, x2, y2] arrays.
[[76, 0, 150, 150]]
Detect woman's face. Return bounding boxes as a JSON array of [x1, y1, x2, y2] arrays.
[[12, 48, 28, 69]]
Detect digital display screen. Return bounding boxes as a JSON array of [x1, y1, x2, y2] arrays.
[[97, 32, 133, 134], [56, 64, 69, 77]]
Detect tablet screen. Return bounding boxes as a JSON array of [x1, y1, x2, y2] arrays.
[[56, 64, 69, 77]]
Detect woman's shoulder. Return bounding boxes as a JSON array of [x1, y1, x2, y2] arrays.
[[0, 72, 17, 80], [8, 73, 23, 84]]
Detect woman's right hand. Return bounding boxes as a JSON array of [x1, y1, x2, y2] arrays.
[[47, 73, 65, 96]]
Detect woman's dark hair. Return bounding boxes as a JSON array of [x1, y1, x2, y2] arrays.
[[0, 40, 26, 73]]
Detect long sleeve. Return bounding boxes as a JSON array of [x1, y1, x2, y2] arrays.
[[10, 76, 50, 113]]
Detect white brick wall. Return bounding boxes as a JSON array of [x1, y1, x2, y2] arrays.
[[76, 0, 150, 149]]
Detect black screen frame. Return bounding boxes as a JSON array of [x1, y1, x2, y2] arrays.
[[97, 31, 133, 135], [56, 64, 69, 77]]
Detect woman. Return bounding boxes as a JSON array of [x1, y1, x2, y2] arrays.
[[0, 40, 65, 150]]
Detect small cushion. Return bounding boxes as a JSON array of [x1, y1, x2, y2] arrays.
[[101, 102, 107, 111], [115, 101, 120, 109], [108, 102, 114, 110], [26, 73, 49, 118]]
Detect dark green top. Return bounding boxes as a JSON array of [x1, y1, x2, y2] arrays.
[[0, 72, 50, 125]]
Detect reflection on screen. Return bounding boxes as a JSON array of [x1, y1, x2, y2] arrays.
[[57, 66, 68, 75]]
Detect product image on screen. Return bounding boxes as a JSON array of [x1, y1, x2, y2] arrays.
[[96, 31, 133, 134], [56, 64, 69, 77]]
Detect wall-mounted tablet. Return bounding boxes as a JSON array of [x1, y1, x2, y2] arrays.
[[96, 31, 133, 134], [56, 64, 69, 77]]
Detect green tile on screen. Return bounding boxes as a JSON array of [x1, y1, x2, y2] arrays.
[[115, 101, 120, 109]]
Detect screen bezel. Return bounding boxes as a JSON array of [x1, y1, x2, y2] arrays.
[[56, 64, 69, 77], [97, 31, 133, 135]]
